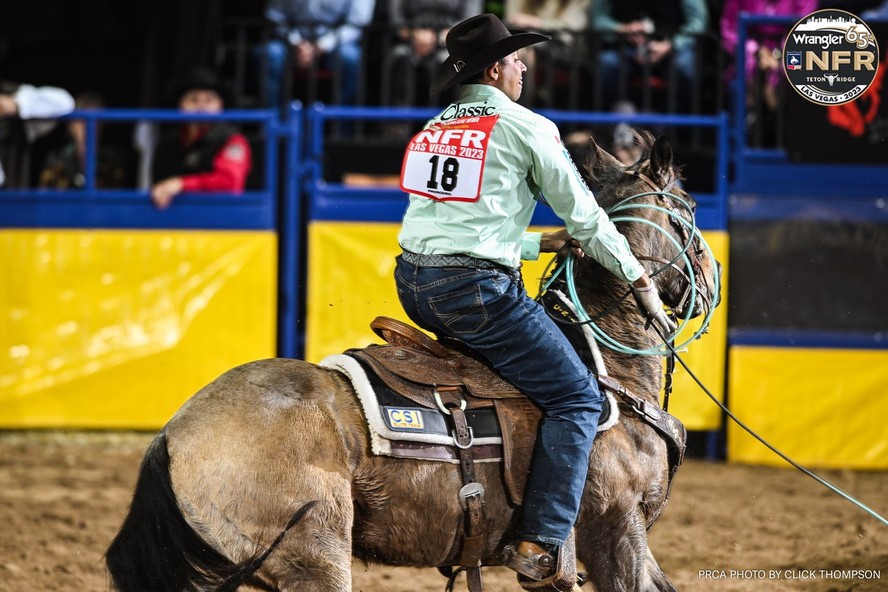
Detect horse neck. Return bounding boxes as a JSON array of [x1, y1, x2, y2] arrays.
[[572, 261, 664, 403]]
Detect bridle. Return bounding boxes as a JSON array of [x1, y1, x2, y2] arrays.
[[623, 167, 714, 319], [538, 159, 719, 355]]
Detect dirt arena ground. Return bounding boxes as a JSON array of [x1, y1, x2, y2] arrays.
[[0, 431, 885, 592]]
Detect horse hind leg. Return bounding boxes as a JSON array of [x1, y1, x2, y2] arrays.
[[258, 524, 354, 592], [245, 476, 355, 592]]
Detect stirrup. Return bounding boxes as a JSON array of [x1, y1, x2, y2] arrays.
[[510, 530, 579, 592], [506, 540, 556, 581]]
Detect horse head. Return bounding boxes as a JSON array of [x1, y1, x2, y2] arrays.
[[582, 131, 720, 321]]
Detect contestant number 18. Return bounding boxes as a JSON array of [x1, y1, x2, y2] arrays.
[[426, 155, 460, 192]]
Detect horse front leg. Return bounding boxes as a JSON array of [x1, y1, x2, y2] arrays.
[[578, 506, 675, 592]]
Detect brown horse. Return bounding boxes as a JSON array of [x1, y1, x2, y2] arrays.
[[106, 133, 719, 592]]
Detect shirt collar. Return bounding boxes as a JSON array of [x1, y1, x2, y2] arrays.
[[458, 84, 510, 103]]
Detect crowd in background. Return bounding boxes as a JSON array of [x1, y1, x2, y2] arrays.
[[1, 0, 886, 194]]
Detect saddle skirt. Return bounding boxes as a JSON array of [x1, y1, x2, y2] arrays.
[[320, 316, 620, 506]]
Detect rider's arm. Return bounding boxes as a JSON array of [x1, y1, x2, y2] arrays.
[[526, 116, 645, 284]]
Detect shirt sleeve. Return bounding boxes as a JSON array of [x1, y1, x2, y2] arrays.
[[520, 231, 542, 261], [317, 0, 374, 50], [180, 134, 252, 193], [527, 118, 645, 283], [590, 0, 621, 33], [676, 0, 708, 50], [13, 84, 76, 143], [13, 84, 75, 119]]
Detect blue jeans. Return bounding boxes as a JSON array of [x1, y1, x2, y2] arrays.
[[394, 256, 603, 546], [597, 43, 696, 110], [260, 38, 361, 108]]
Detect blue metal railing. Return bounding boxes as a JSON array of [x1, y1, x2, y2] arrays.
[[279, 102, 305, 358], [305, 104, 731, 231], [0, 108, 285, 230]]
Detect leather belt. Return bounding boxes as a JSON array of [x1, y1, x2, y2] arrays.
[[401, 250, 517, 275]]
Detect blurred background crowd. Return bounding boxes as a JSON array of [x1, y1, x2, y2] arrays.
[[1, 0, 886, 193]]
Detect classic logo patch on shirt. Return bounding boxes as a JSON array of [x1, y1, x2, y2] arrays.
[[400, 115, 498, 202]]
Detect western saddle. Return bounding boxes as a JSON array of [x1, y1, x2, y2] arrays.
[[348, 316, 687, 592]]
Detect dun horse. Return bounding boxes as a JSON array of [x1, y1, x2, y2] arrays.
[[106, 133, 719, 592]]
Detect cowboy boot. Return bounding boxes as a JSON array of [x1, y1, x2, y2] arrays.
[[508, 530, 581, 592], [506, 540, 556, 581]]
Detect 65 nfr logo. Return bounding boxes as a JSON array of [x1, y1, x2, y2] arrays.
[[783, 9, 880, 105]]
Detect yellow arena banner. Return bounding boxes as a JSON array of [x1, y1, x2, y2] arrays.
[[306, 221, 728, 431], [728, 346, 888, 469], [0, 229, 276, 429]]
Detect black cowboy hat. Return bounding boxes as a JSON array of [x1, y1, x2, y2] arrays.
[[430, 13, 550, 97], [165, 67, 233, 106]]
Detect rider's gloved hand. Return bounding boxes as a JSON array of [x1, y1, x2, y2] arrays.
[[631, 273, 677, 337]]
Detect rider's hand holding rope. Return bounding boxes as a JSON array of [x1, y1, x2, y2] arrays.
[[631, 274, 677, 335]]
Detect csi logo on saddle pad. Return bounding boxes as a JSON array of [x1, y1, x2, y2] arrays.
[[400, 115, 498, 202], [386, 408, 425, 430]]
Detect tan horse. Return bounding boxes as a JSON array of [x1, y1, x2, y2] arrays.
[[106, 133, 719, 592]]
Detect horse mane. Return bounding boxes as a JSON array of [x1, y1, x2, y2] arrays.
[[554, 130, 685, 350]]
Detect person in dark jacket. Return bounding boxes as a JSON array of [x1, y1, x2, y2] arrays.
[[150, 68, 252, 210], [0, 80, 74, 188]]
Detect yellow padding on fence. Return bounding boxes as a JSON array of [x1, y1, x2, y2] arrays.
[[307, 222, 727, 430], [0, 229, 276, 429], [728, 346, 888, 469], [668, 230, 728, 431]]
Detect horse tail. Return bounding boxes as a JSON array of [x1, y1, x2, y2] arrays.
[[106, 431, 316, 591]]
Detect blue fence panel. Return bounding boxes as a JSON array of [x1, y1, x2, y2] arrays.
[[305, 105, 730, 231], [279, 102, 305, 358], [0, 108, 283, 231]]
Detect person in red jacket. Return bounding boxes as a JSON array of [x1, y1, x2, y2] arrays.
[[150, 68, 252, 209]]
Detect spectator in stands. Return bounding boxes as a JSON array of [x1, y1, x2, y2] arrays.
[[612, 123, 645, 165], [385, 0, 483, 106], [589, 0, 708, 112], [261, 0, 376, 108], [38, 93, 135, 189], [720, 0, 816, 115], [504, 0, 591, 104], [0, 80, 74, 188], [150, 68, 252, 210]]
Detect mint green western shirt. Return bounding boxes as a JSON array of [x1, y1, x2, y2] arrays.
[[398, 84, 644, 283]]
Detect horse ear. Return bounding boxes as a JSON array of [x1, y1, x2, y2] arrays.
[[649, 134, 673, 185], [587, 136, 623, 177]]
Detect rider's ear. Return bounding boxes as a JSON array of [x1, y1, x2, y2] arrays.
[[486, 62, 500, 82]]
